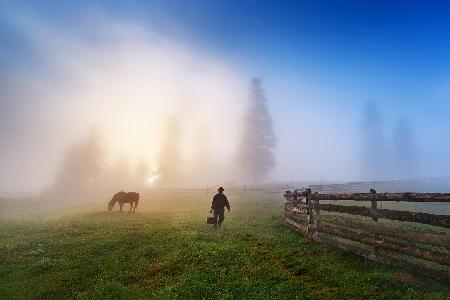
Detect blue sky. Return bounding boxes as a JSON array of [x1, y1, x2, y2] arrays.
[[4, 1, 450, 74], [1, 1, 450, 191], [7, 0, 447, 112], [3, 1, 450, 102]]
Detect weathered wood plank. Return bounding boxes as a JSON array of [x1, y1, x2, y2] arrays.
[[285, 204, 309, 213], [318, 203, 450, 228], [319, 203, 371, 217], [311, 197, 320, 239], [318, 224, 450, 266], [307, 192, 450, 202], [285, 191, 450, 202], [378, 208, 450, 229], [285, 208, 308, 216], [321, 215, 450, 249], [285, 189, 450, 283], [284, 210, 308, 223], [316, 235, 374, 258], [285, 218, 308, 234], [317, 235, 450, 284], [378, 253, 450, 284], [370, 198, 380, 256]]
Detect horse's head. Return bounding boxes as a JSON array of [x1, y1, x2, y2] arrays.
[[107, 199, 115, 212]]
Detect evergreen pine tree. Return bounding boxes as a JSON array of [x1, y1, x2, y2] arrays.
[[237, 78, 276, 184]]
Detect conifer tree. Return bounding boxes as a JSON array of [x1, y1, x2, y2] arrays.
[[237, 78, 276, 183]]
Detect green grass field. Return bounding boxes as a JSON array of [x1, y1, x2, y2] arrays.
[[0, 190, 449, 299]]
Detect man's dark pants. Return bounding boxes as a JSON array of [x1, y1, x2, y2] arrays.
[[213, 208, 225, 228]]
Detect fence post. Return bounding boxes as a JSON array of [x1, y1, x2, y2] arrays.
[[284, 190, 291, 225], [305, 189, 317, 240], [312, 195, 320, 240], [370, 188, 379, 256]]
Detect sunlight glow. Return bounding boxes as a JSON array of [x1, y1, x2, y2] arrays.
[[147, 175, 160, 184]]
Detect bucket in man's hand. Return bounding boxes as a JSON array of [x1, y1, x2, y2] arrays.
[[206, 216, 216, 224]]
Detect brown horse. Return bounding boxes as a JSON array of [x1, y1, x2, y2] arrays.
[[108, 191, 139, 213]]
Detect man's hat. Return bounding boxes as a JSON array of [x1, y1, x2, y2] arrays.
[[218, 187, 224, 192]]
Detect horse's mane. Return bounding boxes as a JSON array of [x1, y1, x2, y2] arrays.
[[108, 191, 125, 205]]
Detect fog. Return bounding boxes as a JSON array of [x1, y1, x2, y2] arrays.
[[1, 7, 450, 195], [1, 11, 249, 193]]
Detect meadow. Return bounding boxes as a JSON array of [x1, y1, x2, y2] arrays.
[[0, 189, 449, 299]]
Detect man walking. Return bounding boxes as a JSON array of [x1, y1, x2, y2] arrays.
[[210, 187, 230, 228]]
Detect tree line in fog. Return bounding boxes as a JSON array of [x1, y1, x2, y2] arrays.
[[361, 101, 419, 181], [48, 78, 277, 194], [47, 81, 421, 195]]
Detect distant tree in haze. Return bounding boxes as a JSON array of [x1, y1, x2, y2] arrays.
[[392, 118, 419, 179], [51, 129, 105, 193], [360, 101, 388, 180], [110, 155, 133, 189], [135, 157, 150, 187], [236, 78, 276, 184], [157, 117, 183, 187], [189, 126, 214, 187]]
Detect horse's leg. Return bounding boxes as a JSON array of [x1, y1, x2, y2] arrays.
[[134, 199, 138, 214], [128, 203, 133, 213], [119, 202, 123, 212]]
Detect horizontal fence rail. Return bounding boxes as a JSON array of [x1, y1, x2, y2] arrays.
[[284, 189, 450, 283], [310, 192, 450, 202], [307, 179, 450, 194]]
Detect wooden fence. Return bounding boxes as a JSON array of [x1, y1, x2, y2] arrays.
[[284, 189, 450, 283]]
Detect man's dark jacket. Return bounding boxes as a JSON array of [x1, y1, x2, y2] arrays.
[[211, 193, 230, 211]]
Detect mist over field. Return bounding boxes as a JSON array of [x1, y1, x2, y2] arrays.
[[1, 2, 450, 195], [1, 10, 249, 193], [1, 3, 450, 299]]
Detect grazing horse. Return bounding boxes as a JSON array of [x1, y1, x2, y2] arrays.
[[108, 191, 139, 213]]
